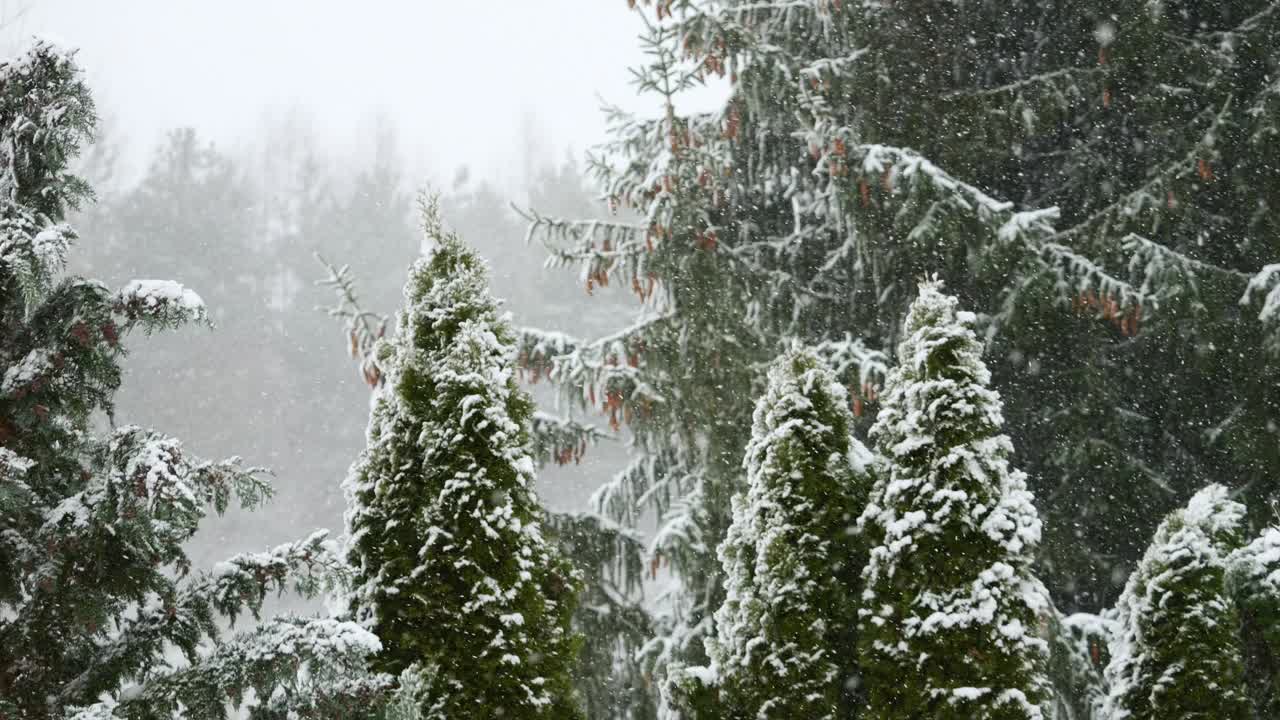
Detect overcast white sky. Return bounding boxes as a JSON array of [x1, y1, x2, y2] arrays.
[[1, 0, 715, 186]]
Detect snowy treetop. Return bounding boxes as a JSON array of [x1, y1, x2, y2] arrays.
[[1104, 484, 1251, 718], [342, 199, 581, 716], [0, 39, 95, 218], [859, 283, 1050, 718], [1230, 525, 1280, 600], [689, 347, 870, 718], [867, 282, 1038, 560]]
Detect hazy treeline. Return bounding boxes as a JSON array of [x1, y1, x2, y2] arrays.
[[68, 116, 630, 572]]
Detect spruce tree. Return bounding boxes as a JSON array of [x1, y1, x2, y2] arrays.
[[858, 282, 1050, 719], [518, 11, 1280, 687], [1228, 524, 1280, 718], [673, 348, 873, 718], [1103, 484, 1251, 719], [0, 41, 388, 719], [342, 199, 582, 718]]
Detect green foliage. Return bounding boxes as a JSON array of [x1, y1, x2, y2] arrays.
[[343, 199, 583, 718], [676, 348, 872, 719], [549, 511, 657, 720], [1103, 484, 1252, 719], [0, 40, 96, 219], [858, 283, 1051, 720], [0, 41, 386, 720], [1227, 525, 1280, 718]]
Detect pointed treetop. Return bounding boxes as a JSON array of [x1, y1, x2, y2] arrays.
[[416, 190, 466, 257], [394, 193, 507, 370], [897, 276, 983, 373], [0, 39, 96, 217], [859, 282, 1051, 719], [1177, 483, 1248, 549], [875, 279, 1005, 462], [1104, 483, 1251, 719]]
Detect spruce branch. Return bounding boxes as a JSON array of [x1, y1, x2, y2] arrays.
[[314, 252, 388, 387]]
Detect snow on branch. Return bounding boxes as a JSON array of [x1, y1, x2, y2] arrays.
[[583, 102, 729, 223], [856, 143, 1014, 218], [1243, 263, 1280, 353], [1052, 98, 1234, 246], [940, 66, 1104, 101], [1123, 231, 1250, 294], [515, 326, 581, 383], [530, 411, 610, 468], [516, 317, 668, 431], [27, 427, 271, 605], [0, 40, 95, 216], [1205, 0, 1280, 39], [837, 144, 1144, 314], [937, 66, 1104, 135], [68, 617, 391, 720], [798, 48, 870, 79], [314, 252, 388, 388], [998, 207, 1061, 244], [590, 448, 701, 534], [44, 426, 270, 536], [113, 279, 208, 330], [549, 510, 649, 598], [1228, 526, 1280, 615], [811, 333, 890, 385], [55, 533, 349, 709], [0, 212, 75, 304], [204, 530, 349, 622], [793, 104, 1248, 333], [1034, 241, 1147, 308], [1247, 75, 1280, 143], [515, 205, 661, 302], [811, 333, 891, 417], [646, 485, 709, 576]]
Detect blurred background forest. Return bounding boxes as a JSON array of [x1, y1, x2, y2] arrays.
[[67, 118, 637, 578], [0, 0, 687, 581]]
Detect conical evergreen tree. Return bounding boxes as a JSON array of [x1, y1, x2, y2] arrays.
[[0, 42, 387, 720], [671, 348, 874, 718], [858, 282, 1050, 719], [1228, 524, 1280, 718], [1103, 484, 1251, 719], [343, 199, 582, 719]]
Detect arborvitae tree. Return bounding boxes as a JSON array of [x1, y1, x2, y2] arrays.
[[342, 199, 583, 719], [670, 348, 873, 718], [317, 223, 632, 717], [0, 42, 388, 719], [858, 283, 1051, 719], [517, 15, 1280, 701], [1228, 524, 1280, 718], [1103, 484, 1251, 719]]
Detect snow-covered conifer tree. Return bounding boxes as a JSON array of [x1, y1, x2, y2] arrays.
[[1103, 484, 1251, 719], [672, 348, 874, 718], [1229, 524, 1280, 718], [343, 198, 582, 718], [0, 42, 388, 719], [858, 282, 1050, 719]]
